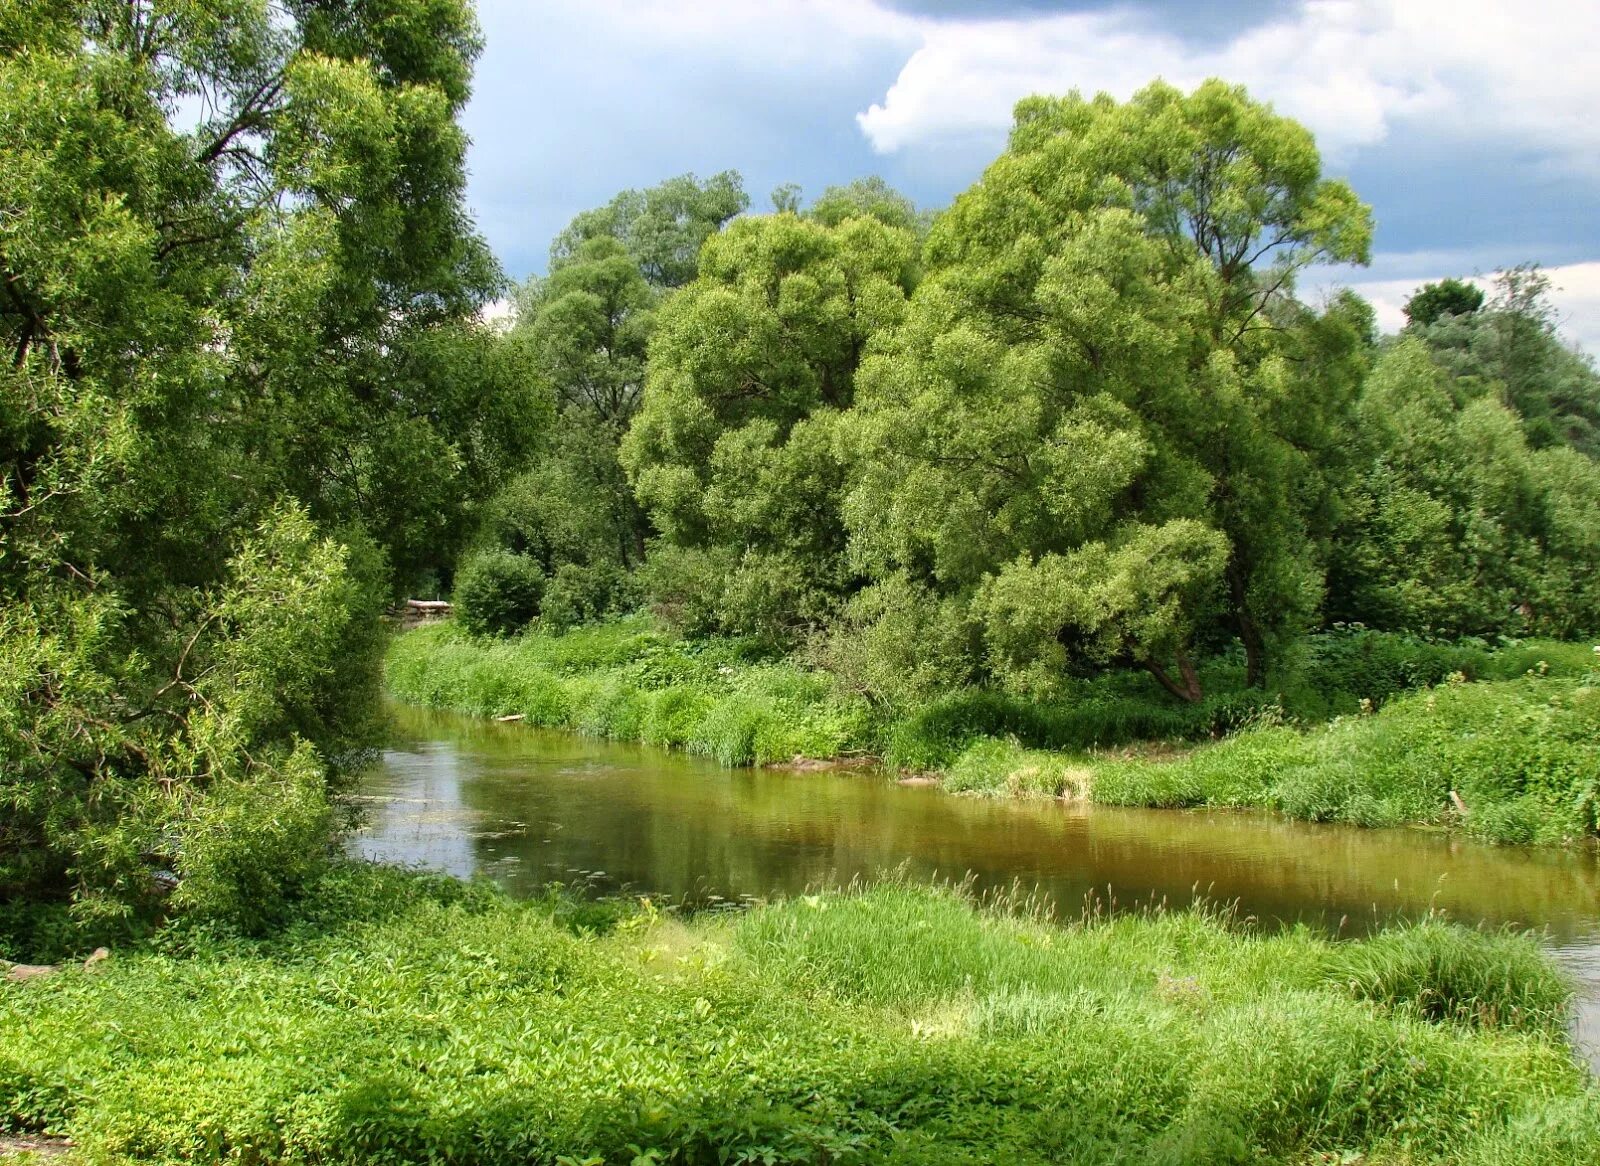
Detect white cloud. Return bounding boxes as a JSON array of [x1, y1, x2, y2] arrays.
[[856, 0, 1600, 170]]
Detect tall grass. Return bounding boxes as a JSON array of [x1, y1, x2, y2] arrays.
[[1091, 677, 1600, 843], [0, 867, 1590, 1165], [386, 619, 871, 766]]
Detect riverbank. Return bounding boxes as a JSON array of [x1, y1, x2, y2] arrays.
[[2, 863, 1596, 1164], [385, 620, 1600, 844]]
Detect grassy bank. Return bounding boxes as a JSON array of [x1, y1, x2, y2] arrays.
[[386, 620, 1599, 843], [2, 864, 1595, 1164], [386, 618, 872, 766]]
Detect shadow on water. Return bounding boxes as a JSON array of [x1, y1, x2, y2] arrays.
[[351, 704, 1600, 1068]]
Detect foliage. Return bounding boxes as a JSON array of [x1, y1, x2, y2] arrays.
[[623, 209, 919, 642], [453, 550, 546, 637], [0, 0, 500, 927], [1, 503, 385, 935], [843, 79, 1374, 702], [807, 175, 922, 234], [549, 171, 749, 289], [1329, 338, 1600, 637], [1413, 267, 1600, 458], [500, 235, 658, 579], [1405, 278, 1485, 327], [1, 870, 1590, 1164]]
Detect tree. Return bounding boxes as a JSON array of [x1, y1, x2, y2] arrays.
[[622, 210, 918, 642], [1328, 337, 1600, 637], [808, 176, 921, 234], [550, 171, 748, 289], [1404, 278, 1484, 327], [0, 0, 497, 931], [843, 80, 1373, 697], [1412, 266, 1600, 458]]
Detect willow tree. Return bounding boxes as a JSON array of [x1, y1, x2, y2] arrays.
[[622, 210, 918, 642], [550, 171, 748, 290], [0, 0, 507, 932], [844, 80, 1373, 698]]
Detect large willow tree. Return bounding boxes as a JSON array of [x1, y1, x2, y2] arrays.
[[0, 0, 522, 934], [844, 80, 1373, 699]]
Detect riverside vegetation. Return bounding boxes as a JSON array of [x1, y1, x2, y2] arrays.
[[387, 619, 1600, 845], [3, 867, 1599, 1165], [5, 4, 1600, 1162]]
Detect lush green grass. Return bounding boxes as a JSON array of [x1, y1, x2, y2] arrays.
[[883, 632, 1598, 773], [386, 618, 871, 766], [1090, 677, 1600, 843], [0, 864, 1593, 1165]]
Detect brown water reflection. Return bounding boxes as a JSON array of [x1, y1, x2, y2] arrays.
[[352, 705, 1600, 1064]]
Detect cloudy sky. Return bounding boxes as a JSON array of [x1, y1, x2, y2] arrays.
[[462, 0, 1600, 348]]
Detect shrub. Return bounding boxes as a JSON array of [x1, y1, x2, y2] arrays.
[[453, 550, 545, 637], [540, 562, 637, 634]]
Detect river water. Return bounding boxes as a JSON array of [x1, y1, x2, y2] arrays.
[[353, 705, 1600, 1067]]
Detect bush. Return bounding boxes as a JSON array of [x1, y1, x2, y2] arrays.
[[454, 550, 545, 637], [539, 562, 637, 634]]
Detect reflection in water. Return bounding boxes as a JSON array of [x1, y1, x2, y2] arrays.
[[352, 705, 1600, 1066]]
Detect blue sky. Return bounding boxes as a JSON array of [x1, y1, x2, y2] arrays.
[[462, 0, 1600, 345]]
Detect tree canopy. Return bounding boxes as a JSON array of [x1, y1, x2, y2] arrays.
[[0, 0, 516, 928], [842, 80, 1373, 698]]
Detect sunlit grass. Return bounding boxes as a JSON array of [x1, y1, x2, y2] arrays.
[[0, 867, 1591, 1164]]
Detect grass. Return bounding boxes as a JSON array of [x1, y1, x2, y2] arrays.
[[0, 864, 1593, 1164], [386, 619, 1600, 842], [386, 617, 871, 767], [1089, 677, 1600, 844]]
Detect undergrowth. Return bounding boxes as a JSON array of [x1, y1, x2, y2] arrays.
[[0, 866, 1591, 1165]]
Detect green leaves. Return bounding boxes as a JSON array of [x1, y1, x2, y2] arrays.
[[623, 210, 919, 642], [839, 79, 1378, 694], [0, 0, 497, 926]]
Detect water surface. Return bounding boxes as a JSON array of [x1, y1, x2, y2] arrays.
[[354, 705, 1600, 1064]]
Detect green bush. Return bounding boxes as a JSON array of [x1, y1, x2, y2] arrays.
[[539, 562, 638, 634], [453, 550, 546, 637]]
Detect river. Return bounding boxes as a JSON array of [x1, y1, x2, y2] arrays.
[[353, 704, 1600, 1067]]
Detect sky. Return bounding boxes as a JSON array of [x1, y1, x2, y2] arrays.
[[462, 0, 1600, 348]]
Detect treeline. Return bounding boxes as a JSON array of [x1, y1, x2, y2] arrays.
[[464, 82, 1600, 716]]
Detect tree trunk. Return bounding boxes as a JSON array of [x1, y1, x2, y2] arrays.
[[1227, 565, 1267, 688], [1143, 652, 1203, 703]]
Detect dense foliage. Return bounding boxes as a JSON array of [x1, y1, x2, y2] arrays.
[[486, 78, 1599, 722], [2, 869, 1593, 1165], [5, 14, 1600, 1160], [0, 1, 530, 933]]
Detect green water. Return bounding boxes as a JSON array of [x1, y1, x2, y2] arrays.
[[355, 704, 1600, 1063]]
